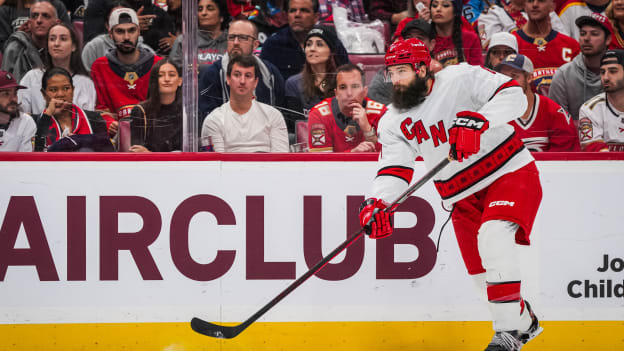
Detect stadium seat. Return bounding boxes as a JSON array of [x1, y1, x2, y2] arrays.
[[348, 54, 385, 85]]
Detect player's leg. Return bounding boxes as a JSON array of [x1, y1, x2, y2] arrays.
[[479, 162, 543, 350], [451, 193, 489, 301]]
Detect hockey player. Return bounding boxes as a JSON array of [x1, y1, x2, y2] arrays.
[[358, 38, 543, 351], [578, 49, 624, 151], [308, 63, 387, 152]]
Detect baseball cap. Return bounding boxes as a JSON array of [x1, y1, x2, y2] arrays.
[[488, 32, 518, 53], [600, 49, 624, 67], [575, 13, 613, 36], [401, 19, 434, 40], [496, 53, 534, 74], [0, 70, 26, 90], [108, 8, 139, 29]]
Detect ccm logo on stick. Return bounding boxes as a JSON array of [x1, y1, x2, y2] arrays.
[[489, 201, 515, 207], [455, 117, 486, 129]]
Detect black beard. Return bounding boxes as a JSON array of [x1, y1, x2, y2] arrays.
[[391, 75, 429, 110], [116, 41, 138, 54]]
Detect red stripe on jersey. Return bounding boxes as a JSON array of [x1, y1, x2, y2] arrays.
[[489, 80, 521, 101], [376, 166, 414, 184], [434, 134, 525, 199], [487, 281, 522, 303]]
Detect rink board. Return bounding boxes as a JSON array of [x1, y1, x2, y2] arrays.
[[0, 153, 623, 350]]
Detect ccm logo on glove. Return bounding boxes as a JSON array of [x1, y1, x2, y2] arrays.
[[448, 111, 490, 162]]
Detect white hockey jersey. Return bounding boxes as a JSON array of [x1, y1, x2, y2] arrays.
[[578, 93, 624, 151], [372, 64, 534, 206]]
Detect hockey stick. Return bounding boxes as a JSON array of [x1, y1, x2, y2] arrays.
[[191, 157, 452, 339]]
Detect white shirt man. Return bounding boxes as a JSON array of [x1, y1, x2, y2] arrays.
[[201, 54, 289, 152], [579, 49, 624, 151], [0, 70, 36, 152]]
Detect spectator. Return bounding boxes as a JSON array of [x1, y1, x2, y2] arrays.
[[496, 54, 580, 151], [165, 0, 181, 39], [0, 0, 70, 50], [318, 0, 368, 22], [83, 0, 175, 55], [483, 32, 518, 69], [169, 0, 229, 68], [430, 0, 483, 67], [155, 0, 181, 54], [0, 70, 36, 152], [34, 67, 110, 151], [1, 0, 60, 81], [201, 54, 289, 152], [477, 0, 567, 47], [549, 14, 611, 121], [198, 19, 284, 121], [81, 1, 155, 74], [308, 63, 387, 152], [127, 58, 182, 152], [227, 0, 255, 19], [579, 49, 624, 151], [18, 22, 96, 115], [368, 18, 438, 105], [368, 0, 409, 32], [260, 0, 349, 81], [394, 0, 475, 42], [513, 0, 580, 94], [90, 7, 162, 135], [284, 25, 347, 132], [558, 0, 609, 40], [606, 0, 624, 49]]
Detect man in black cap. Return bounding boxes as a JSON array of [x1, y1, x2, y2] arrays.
[[368, 18, 437, 105], [549, 13, 612, 121], [0, 70, 36, 152], [578, 49, 624, 151]]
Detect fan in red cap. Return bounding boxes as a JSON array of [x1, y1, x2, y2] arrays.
[[0, 70, 36, 152]]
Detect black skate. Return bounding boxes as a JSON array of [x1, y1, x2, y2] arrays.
[[484, 330, 524, 351], [484, 300, 543, 351], [519, 300, 543, 344]]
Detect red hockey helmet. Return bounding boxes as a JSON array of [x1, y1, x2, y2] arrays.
[[385, 38, 431, 71]]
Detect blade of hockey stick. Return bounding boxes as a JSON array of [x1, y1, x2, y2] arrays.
[[191, 157, 451, 338]]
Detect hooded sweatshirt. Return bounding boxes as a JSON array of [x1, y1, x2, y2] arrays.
[[1, 30, 44, 82], [169, 30, 228, 68], [548, 53, 602, 121]]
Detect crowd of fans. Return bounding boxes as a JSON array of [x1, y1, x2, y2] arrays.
[[0, 0, 622, 152]]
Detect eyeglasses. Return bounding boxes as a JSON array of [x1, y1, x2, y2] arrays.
[[227, 34, 256, 42]]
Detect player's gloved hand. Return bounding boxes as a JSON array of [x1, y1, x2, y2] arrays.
[[448, 111, 490, 162], [359, 198, 393, 239]]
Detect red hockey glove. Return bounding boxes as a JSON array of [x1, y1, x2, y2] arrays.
[[448, 111, 490, 162], [359, 198, 393, 239]]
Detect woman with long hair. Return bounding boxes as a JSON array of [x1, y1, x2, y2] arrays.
[[127, 58, 183, 152], [606, 0, 624, 49], [34, 67, 109, 151], [430, 0, 482, 67], [283, 25, 347, 133], [18, 22, 96, 115], [169, 0, 229, 68]]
